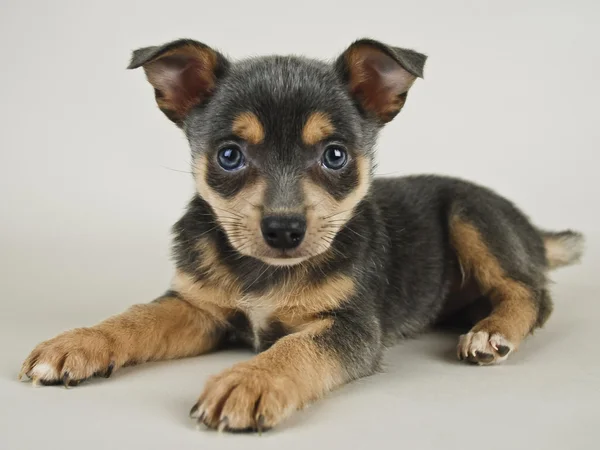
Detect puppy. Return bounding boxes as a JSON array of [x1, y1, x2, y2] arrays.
[[20, 38, 584, 432]]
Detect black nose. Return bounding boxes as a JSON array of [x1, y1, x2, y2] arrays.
[[261, 215, 307, 250]]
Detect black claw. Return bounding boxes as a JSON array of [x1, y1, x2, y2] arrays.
[[475, 351, 494, 363], [256, 414, 265, 434], [103, 362, 115, 378], [61, 372, 80, 387], [496, 345, 510, 357], [226, 426, 260, 434], [189, 403, 200, 419]]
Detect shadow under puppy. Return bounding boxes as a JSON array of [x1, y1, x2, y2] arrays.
[[20, 38, 585, 432]]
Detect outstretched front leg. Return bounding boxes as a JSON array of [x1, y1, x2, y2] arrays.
[[20, 292, 228, 386], [190, 313, 381, 432]]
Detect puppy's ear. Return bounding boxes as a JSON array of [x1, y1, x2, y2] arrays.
[[128, 39, 229, 125], [336, 39, 427, 123]]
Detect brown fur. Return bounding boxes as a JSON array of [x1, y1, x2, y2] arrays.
[[20, 296, 223, 383], [450, 217, 538, 347], [193, 317, 341, 430], [302, 112, 335, 146], [246, 273, 355, 329], [172, 269, 240, 312], [232, 112, 265, 145]]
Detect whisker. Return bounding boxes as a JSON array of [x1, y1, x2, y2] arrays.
[[244, 263, 271, 292], [306, 197, 327, 210], [319, 208, 354, 221], [161, 166, 193, 174], [237, 197, 261, 209], [210, 205, 245, 219]]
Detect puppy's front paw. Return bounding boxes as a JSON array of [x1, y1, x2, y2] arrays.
[[457, 330, 514, 365], [190, 364, 300, 433], [20, 328, 116, 386]]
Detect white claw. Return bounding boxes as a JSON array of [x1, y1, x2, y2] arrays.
[[217, 419, 228, 433]]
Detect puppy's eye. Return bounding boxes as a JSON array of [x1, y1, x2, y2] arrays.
[[217, 146, 245, 171], [321, 145, 348, 170]]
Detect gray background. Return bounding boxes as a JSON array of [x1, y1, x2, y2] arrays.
[[1, 0, 598, 449]]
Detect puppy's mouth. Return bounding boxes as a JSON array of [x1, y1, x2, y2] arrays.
[[223, 227, 333, 267], [259, 253, 311, 267], [249, 242, 321, 267]]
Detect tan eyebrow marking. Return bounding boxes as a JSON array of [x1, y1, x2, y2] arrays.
[[232, 112, 265, 145], [302, 112, 335, 146]]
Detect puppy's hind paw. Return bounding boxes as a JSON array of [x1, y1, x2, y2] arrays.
[[457, 331, 514, 365]]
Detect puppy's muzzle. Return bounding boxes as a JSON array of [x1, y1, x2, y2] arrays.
[[261, 215, 306, 250]]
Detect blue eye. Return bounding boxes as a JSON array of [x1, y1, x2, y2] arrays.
[[322, 146, 348, 170], [217, 146, 245, 171]]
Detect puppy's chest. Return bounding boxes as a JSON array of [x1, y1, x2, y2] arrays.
[[226, 301, 293, 352]]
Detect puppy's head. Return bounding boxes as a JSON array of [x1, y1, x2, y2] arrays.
[[129, 39, 426, 266]]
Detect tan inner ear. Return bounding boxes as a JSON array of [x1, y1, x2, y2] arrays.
[[144, 44, 219, 121], [346, 45, 416, 122]]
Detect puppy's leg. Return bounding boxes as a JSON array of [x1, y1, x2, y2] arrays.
[[450, 217, 548, 365], [191, 314, 380, 432], [20, 294, 227, 386]]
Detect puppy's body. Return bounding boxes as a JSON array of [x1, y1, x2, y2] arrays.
[[173, 174, 564, 353], [21, 39, 584, 432]]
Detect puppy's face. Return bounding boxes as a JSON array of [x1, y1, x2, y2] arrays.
[[129, 39, 426, 265]]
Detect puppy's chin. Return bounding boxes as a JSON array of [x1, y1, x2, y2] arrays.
[[226, 240, 314, 266], [259, 256, 310, 267]]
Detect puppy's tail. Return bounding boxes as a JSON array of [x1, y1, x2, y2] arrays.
[[539, 229, 585, 269]]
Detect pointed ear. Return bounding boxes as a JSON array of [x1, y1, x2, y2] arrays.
[[336, 39, 427, 123], [127, 39, 229, 125]]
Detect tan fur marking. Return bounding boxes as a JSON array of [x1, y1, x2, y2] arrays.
[[303, 154, 371, 256], [241, 273, 355, 333], [172, 269, 239, 311], [232, 112, 265, 144], [302, 112, 335, 146], [450, 218, 537, 346], [195, 317, 343, 429], [193, 154, 266, 257], [278, 273, 354, 316], [20, 296, 223, 383]]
